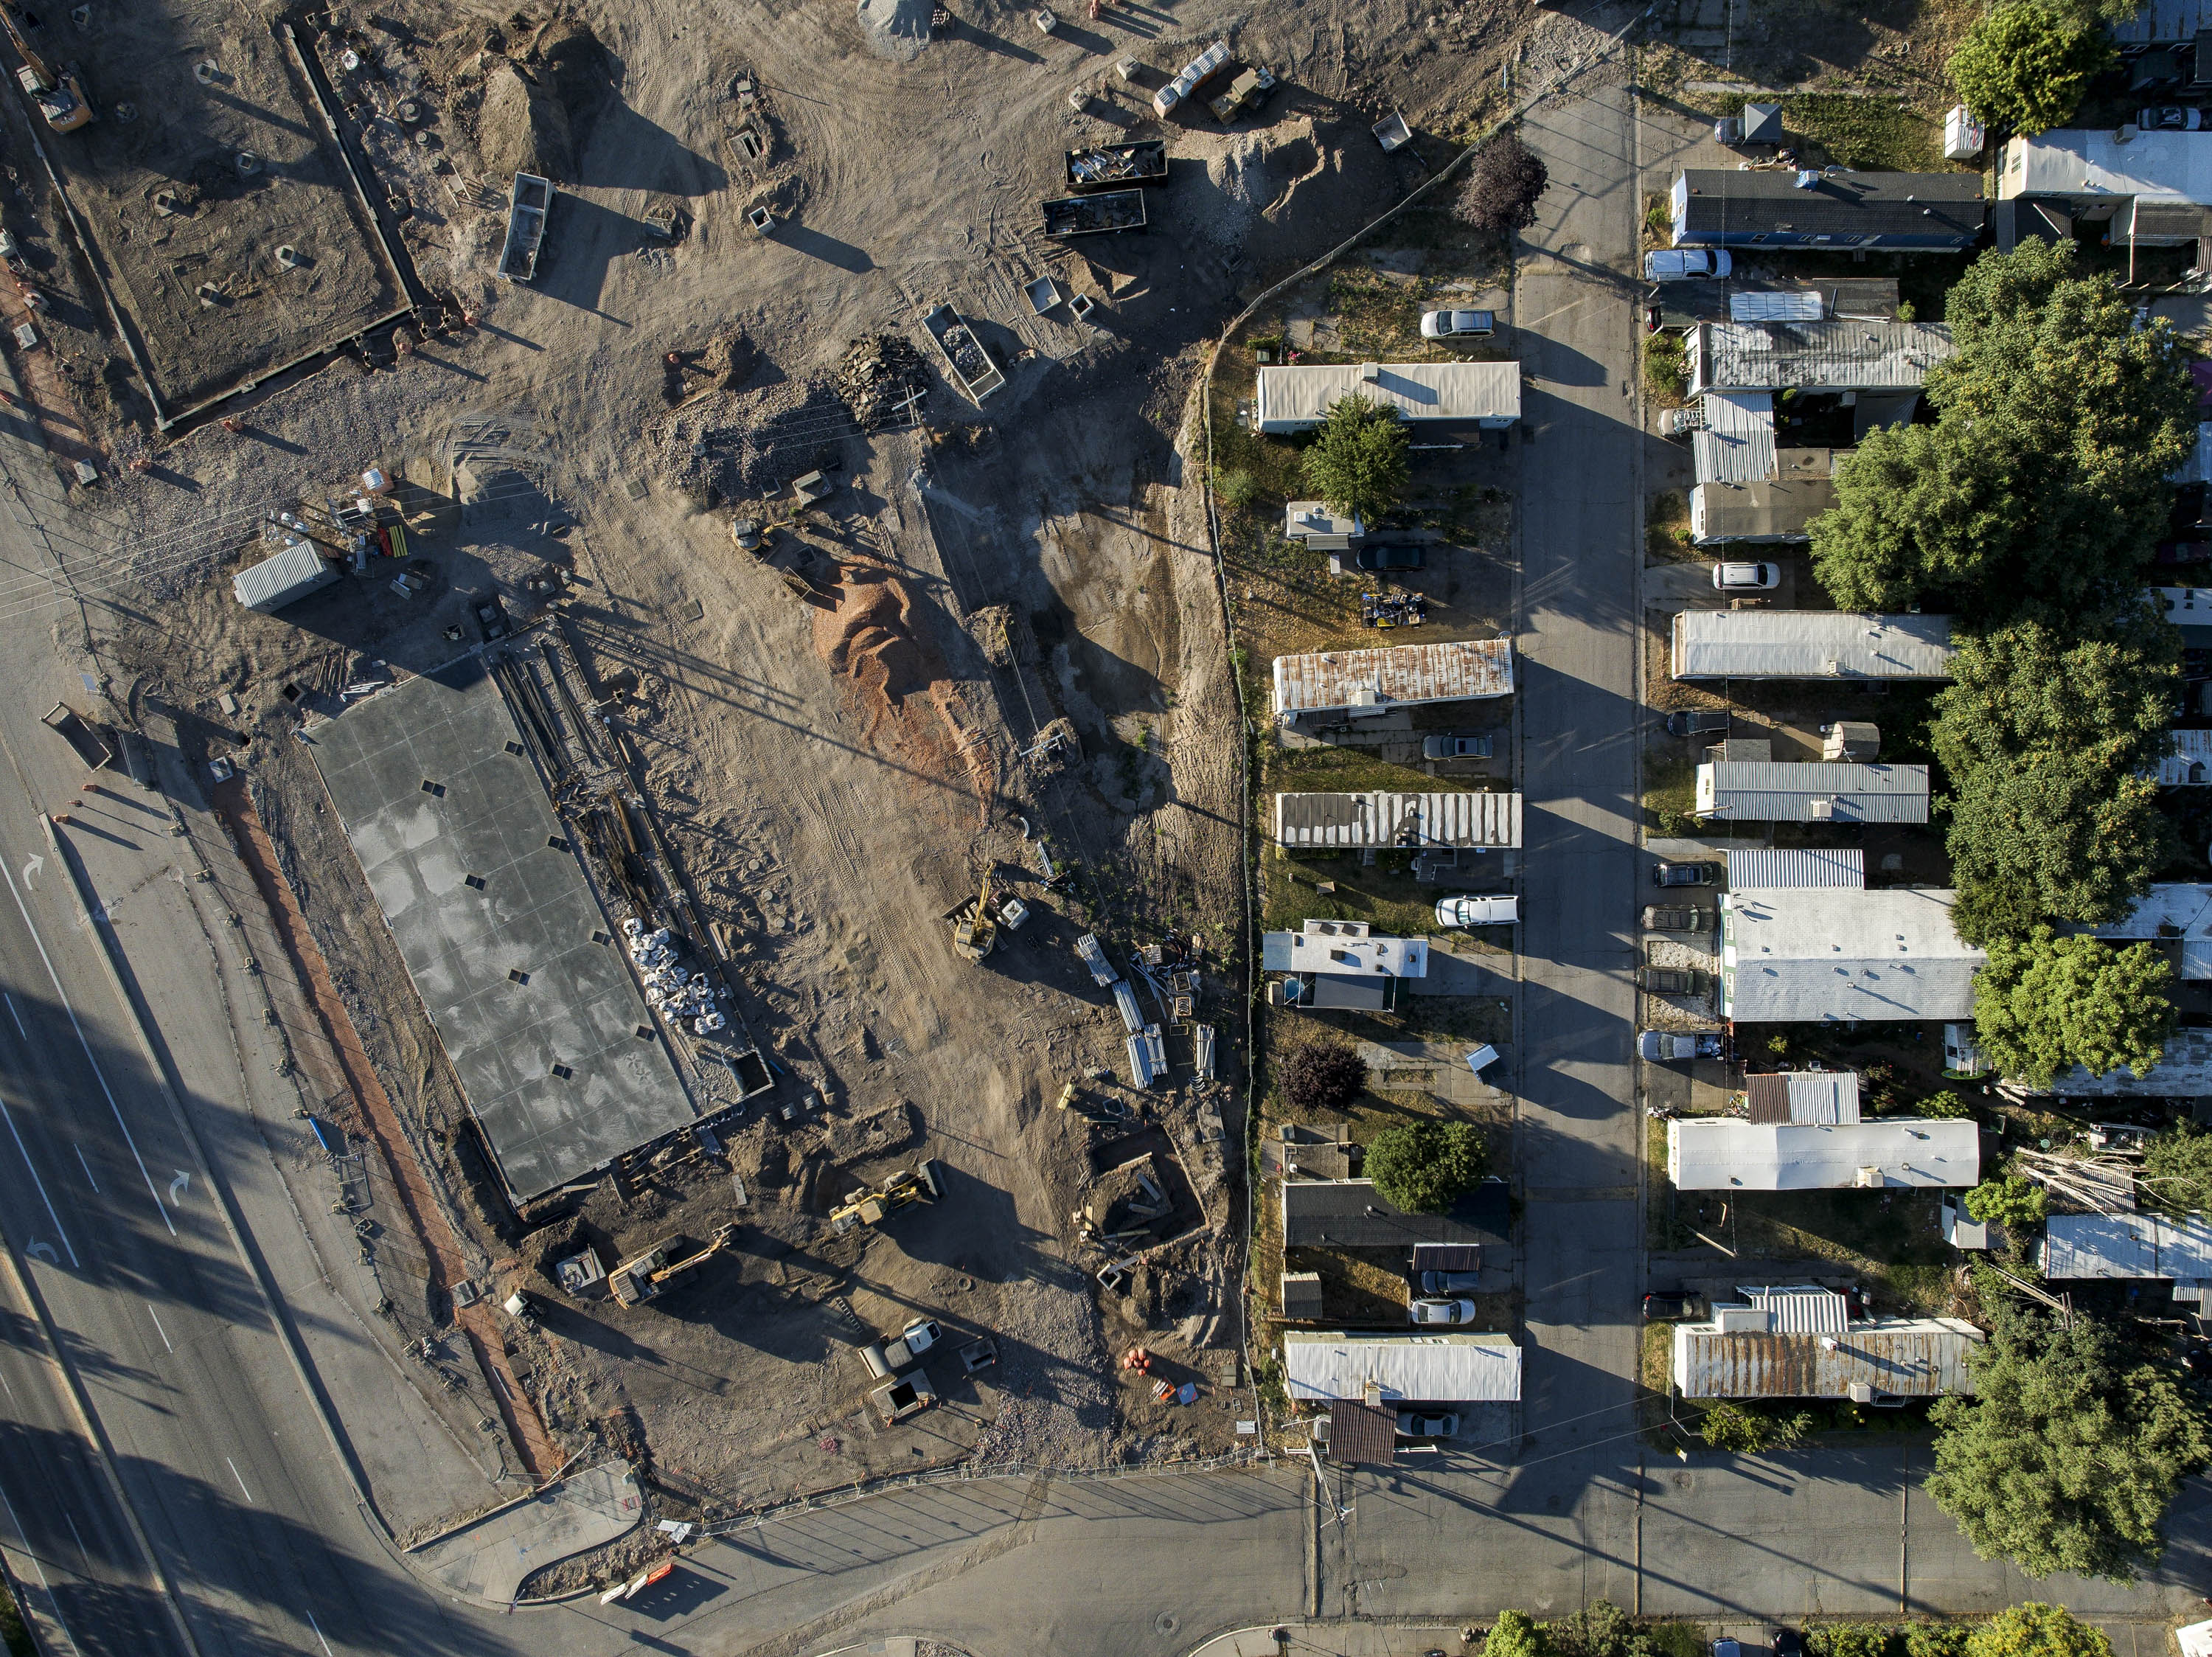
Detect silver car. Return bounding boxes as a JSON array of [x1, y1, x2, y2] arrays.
[[1408, 1296, 1478, 1326], [1419, 308, 1495, 339]]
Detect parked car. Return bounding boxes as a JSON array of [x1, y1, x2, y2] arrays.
[[1642, 905, 1711, 933], [1644, 249, 1733, 282], [1640, 966, 1708, 996], [1408, 1296, 1478, 1326], [1664, 709, 1731, 737], [2139, 105, 2208, 129], [1395, 1411, 1462, 1439], [1711, 560, 1781, 591], [1357, 541, 1425, 570], [1422, 732, 1493, 760], [1436, 894, 1519, 927], [1714, 1640, 1742, 1657], [1419, 1271, 1482, 1294], [1770, 1630, 1805, 1657], [1639, 1029, 1723, 1061], [1420, 308, 1496, 338], [1642, 1290, 1701, 1320], [1652, 861, 1720, 888]]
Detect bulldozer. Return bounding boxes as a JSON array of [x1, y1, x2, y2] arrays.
[[0, 4, 88, 133], [608, 1223, 739, 1307], [828, 1158, 943, 1237], [950, 873, 997, 962]]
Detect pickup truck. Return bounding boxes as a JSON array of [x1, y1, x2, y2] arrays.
[[859, 1317, 942, 1378], [1639, 1030, 1722, 1061]]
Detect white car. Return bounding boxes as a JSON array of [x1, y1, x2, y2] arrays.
[[1436, 894, 1518, 927], [1408, 1296, 1478, 1326], [1395, 1411, 1462, 1439], [1644, 249, 1733, 282], [1420, 308, 1495, 339], [1711, 560, 1780, 591]]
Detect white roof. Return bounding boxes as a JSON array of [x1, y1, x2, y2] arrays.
[[1668, 1118, 1981, 1189], [1273, 639, 1514, 715], [1672, 1316, 1981, 1399], [1688, 319, 1955, 395], [1274, 791, 1522, 850], [2029, 1027, 2212, 1097], [2042, 1212, 2212, 1282], [1743, 1285, 1850, 1332], [1998, 129, 2212, 204], [1693, 392, 1778, 485], [2090, 884, 2212, 979], [1671, 611, 1956, 680], [1721, 888, 1984, 1021], [2158, 729, 2212, 787], [1282, 1331, 1522, 1404], [1727, 847, 1865, 889], [1254, 361, 1521, 431], [1695, 761, 1930, 824], [1284, 501, 1363, 540], [1262, 920, 1429, 979]]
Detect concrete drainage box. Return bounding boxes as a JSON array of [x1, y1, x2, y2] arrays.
[[310, 661, 696, 1200]]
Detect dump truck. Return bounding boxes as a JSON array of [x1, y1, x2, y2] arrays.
[[1064, 139, 1167, 190], [829, 1158, 943, 1236], [1040, 190, 1147, 238], [498, 173, 553, 282]]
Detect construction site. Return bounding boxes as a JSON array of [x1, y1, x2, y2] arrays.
[[0, 0, 1595, 1558]]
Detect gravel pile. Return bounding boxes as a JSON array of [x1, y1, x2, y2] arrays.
[[654, 378, 854, 503]]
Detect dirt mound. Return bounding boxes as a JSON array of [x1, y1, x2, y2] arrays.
[[663, 333, 759, 406], [814, 560, 931, 708], [857, 0, 933, 60], [436, 12, 613, 184], [834, 335, 928, 430], [476, 60, 574, 181], [655, 378, 849, 503]]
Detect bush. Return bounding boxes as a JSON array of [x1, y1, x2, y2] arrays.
[[1947, 2, 2114, 133], [1547, 1602, 1653, 1657], [1454, 130, 1550, 234], [1964, 1605, 2112, 1657], [1366, 1119, 1486, 1214], [1809, 1627, 1898, 1657], [1214, 467, 1257, 513], [1918, 1091, 1972, 1119], [1904, 1626, 1971, 1657], [1700, 1401, 1815, 1453], [1486, 1611, 1545, 1657], [1644, 333, 1688, 401], [1964, 1172, 2048, 1229], [1277, 1041, 1366, 1114]]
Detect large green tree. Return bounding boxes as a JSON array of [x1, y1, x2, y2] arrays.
[[1947, 3, 2115, 133], [1928, 1309, 2209, 1580], [2140, 1123, 2212, 1215], [1964, 1606, 2111, 1657], [1973, 928, 2171, 1088], [1931, 618, 2180, 786], [1810, 243, 2196, 621], [1301, 394, 1410, 526], [1484, 1611, 1545, 1657], [1365, 1119, 1486, 1214]]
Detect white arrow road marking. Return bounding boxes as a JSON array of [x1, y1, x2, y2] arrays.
[[18, 855, 38, 891], [168, 1170, 189, 1204], [25, 1241, 56, 1264]]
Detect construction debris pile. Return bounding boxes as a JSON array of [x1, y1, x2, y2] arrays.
[[622, 918, 728, 1035], [834, 334, 928, 430], [933, 316, 995, 394], [653, 377, 851, 504]]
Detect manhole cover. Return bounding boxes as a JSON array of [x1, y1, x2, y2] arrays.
[[1155, 1615, 1179, 1636]]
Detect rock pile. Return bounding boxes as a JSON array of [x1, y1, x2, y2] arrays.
[[834, 335, 927, 430]]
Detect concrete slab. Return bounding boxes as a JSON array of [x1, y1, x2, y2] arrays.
[[1355, 1039, 1512, 1106], [409, 1462, 645, 1602], [311, 660, 696, 1198]]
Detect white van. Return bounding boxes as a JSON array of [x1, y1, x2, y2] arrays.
[[1436, 894, 1518, 927]]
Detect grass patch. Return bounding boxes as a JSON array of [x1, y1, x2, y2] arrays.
[[1680, 1188, 1958, 1313], [1644, 753, 1698, 838], [1647, 490, 1694, 561], [1648, 1623, 1711, 1657], [1694, 91, 1948, 172]]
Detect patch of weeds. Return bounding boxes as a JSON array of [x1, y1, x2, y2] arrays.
[[1646, 489, 1694, 560], [1644, 754, 1697, 838], [1643, 331, 1688, 406]]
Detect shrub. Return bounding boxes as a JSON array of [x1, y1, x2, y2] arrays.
[[1947, 3, 2114, 133], [1277, 1041, 1366, 1114], [1809, 1627, 1898, 1657], [1904, 1626, 1971, 1657], [1486, 1611, 1545, 1657], [1366, 1119, 1486, 1214], [1214, 467, 1257, 513], [1964, 1172, 2048, 1229]]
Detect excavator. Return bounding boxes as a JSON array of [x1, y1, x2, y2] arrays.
[[0, 4, 88, 133], [607, 1223, 738, 1307], [949, 871, 998, 962], [828, 1158, 943, 1237]]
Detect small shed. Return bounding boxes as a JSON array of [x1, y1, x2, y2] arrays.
[[1284, 501, 1363, 550], [1823, 721, 1880, 760], [1325, 1400, 1399, 1467], [234, 538, 338, 614], [1281, 1271, 1326, 1320], [1744, 1071, 1862, 1125]]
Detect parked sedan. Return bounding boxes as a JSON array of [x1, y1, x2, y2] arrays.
[[1419, 1271, 1483, 1294], [1357, 541, 1425, 570], [1665, 709, 1730, 737], [1770, 1630, 1806, 1657], [1652, 860, 1720, 888], [1713, 1640, 1742, 1657], [1640, 966, 1708, 996], [1408, 1296, 1478, 1326], [2139, 105, 2208, 130], [1395, 1411, 1463, 1439], [1711, 560, 1781, 591], [1642, 905, 1712, 933], [1642, 1290, 1701, 1320], [1419, 308, 1496, 338], [1422, 733, 1493, 760]]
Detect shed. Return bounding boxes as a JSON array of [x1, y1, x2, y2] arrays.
[[1694, 761, 1930, 824], [2088, 883, 2212, 979], [1671, 611, 1955, 681], [1669, 168, 1985, 251], [1823, 721, 1880, 760], [1273, 639, 1514, 717], [1686, 319, 1956, 397], [1324, 1400, 1400, 1466], [234, 538, 338, 614], [2043, 1212, 2212, 1302], [1725, 847, 1865, 890], [1254, 361, 1522, 433], [1274, 791, 1523, 850], [1283, 1331, 1522, 1405], [1667, 1118, 1980, 1189], [1671, 1315, 1982, 1399], [1744, 1071, 1861, 1125], [1281, 1271, 1326, 1320], [1689, 450, 1839, 543], [1281, 1178, 1509, 1249], [1720, 887, 1983, 1021], [1739, 102, 1784, 144]]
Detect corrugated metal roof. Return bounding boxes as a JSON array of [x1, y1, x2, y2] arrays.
[[1721, 888, 1983, 1022], [2042, 1212, 2212, 1281], [1255, 361, 1521, 432], [1689, 319, 1956, 396], [1274, 791, 1523, 850], [1693, 392, 1777, 485], [2091, 884, 2212, 977], [1284, 1332, 1523, 1404], [1730, 291, 1825, 323], [1125, 1026, 1166, 1087], [1669, 1118, 1980, 1189], [1273, 639, 1514, 715], [1744, 1072, 1862, 1125], [1672, 611, 1956, 681], [1325, 1400, 1399, 1465], [1727, 847, 1865, 889], [2159, 729, 2212, 786], [1744, 1285, 1851, 1333], [1671, 1319, 1982, 1399], [1694, 761, 1930, 824], [2112, 0, 2212, 43], [2033, 1028, 2212, 1097], [234, 538, 338, 613]]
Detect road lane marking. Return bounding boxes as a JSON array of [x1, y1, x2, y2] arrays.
[[0, 1093, 76, 1268], [226, 1456, 252, 1504], [3, 993, 24, 1038], [145, 1305, 172, 1353], [167, 1170, 189, 1204], [18, 855, 38, 892], [0, 855, 175, 1237], [71, 1144, 95, 1194], [307, 1609, 335, 1657]]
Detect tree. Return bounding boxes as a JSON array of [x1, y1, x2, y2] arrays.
[[1301, 395, 1409, 527], [2140, 1123, 2212, 1216], [1276, 1041, 1366, 1114], [1454, 130, 1549, 234], [1927, 1308, 2211, 1580], [1486, 1611, 1545, 1657], [1964, 1173, 2048, 1229], [1947, 3, 2115, 133], [1700, 1400, 1815, 1453], [1807, 1627, 1897, 1657], [1365, 1119, 1486, 1214], [1964, 1604, 2112, 1657], [1931, 618, 2181, 788], [1905, 1625, 1972, 1657], [1972, 928, 2171, 1088], [1947, 763, 2176, 939]]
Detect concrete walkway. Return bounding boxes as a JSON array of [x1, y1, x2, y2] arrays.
[[411, 1463, 644, 1603]]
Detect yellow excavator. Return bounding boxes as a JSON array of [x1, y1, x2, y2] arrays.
[[1, 4, 88, 133], [608, 1223, 738, 1307], [829, 1159, 943, 1237], [950, 872, 997, 962]]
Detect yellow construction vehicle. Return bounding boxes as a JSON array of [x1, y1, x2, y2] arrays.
[[608, 1223, 738, 1307], [950, 872, 997, 962], [0, 4, 87, 133], [829, 1158, 943, 1236]]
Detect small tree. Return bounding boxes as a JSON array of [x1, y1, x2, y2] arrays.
[[1454, 129, 1550, 235], [1947, 2, 2115, 133], [1365, 1119, 1486, 1213], [1301, 394, 1408, 526], [1919, 1091, 1972, 1120], [1973, 928, 2172, 1088], [2140, 1123, 2212, 1215], [1700, 1401, 1815, 1453], [1964, 1172, 2048, 1229], [1964, 1605, 2112, 1657], [1277, 1041, 1366, 1114], [1905, 1626, 1972, 1657], [1807, 1626, 1897, 1657], [1546, 1602, 1653, 1657], [1486, 1611, 1545, 1657]]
